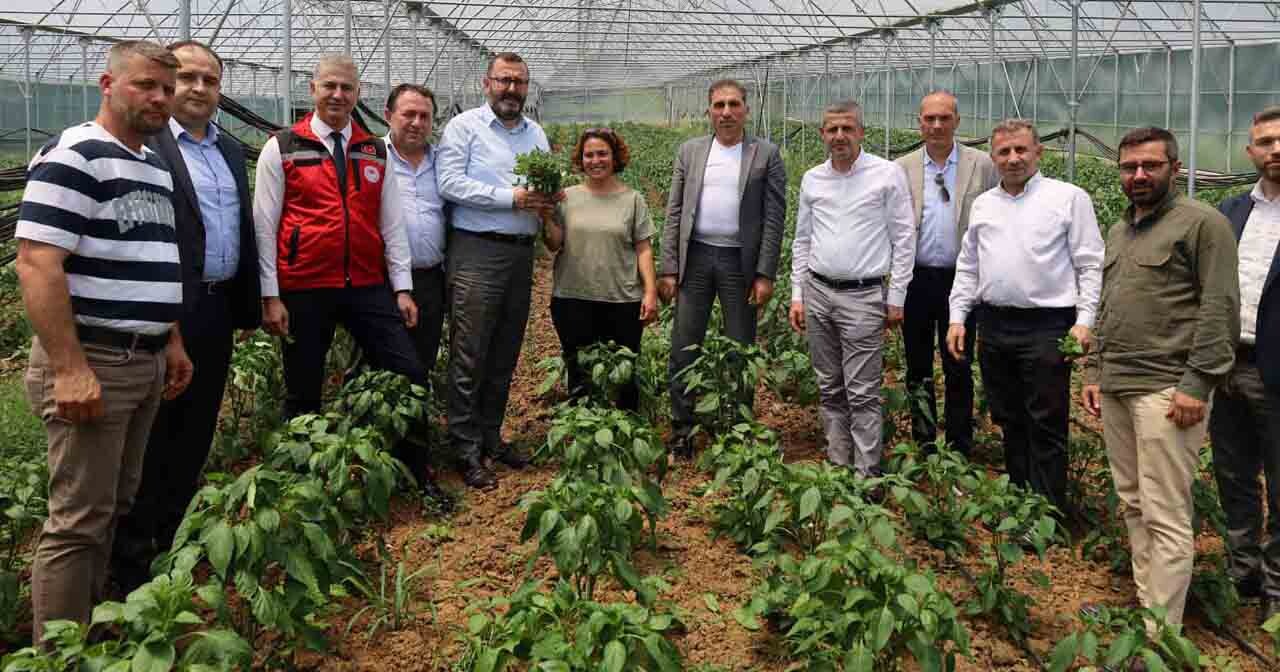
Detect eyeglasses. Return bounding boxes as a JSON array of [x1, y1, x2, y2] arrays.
[[488, 76, 530, 89], [1117, 160, 1171, 175], [934, 172, 950, 203]]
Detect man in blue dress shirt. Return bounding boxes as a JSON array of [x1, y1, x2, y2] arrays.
[[111, 40, 261, 593], [436, 52, 555, 488]]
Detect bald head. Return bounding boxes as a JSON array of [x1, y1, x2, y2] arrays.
[[919, 90, 960, 158]]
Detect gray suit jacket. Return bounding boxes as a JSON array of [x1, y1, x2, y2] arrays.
[[894, 143, 998, 253], [660, 134, 787, 284]]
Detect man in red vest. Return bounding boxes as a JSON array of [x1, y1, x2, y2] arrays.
[[252, 54, 426, 453]]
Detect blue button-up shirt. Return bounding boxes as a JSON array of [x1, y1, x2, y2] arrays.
[[916, 143, 960, 268], [435, 104, 550, 236], [385, 134, 447, 269], [171, 117, 240, 281]]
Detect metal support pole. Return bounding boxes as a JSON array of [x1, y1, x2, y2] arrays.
[[180, 0, 191, 41], [1226, 43, 1235, 172], [1189, 0, 1202, 195], [1164, 46, 1172, 129], [823, 47, 831, 111], [383, 0, 392, 94], [782, 56, 789, 151], [928, 21, 937, 91], [447, 33, 455, 112], [282, 0, 292, 125], [344, 0, 352, 56], [1031, 57, 1038, 125], [21, 26, 32, 158], [988, 9, 997, 128], [408, 4, 421, 85], [1112, 52, 1120, 144], [849, 38, 858, 101], [79, 37, 90, 121], [885, 67, 892, 156], [1068, 0, 1080, 181]]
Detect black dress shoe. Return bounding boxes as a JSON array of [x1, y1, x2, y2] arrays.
[[491, 442, 529, 470], [1235, 576, 1263, 600], [462, 457, 497, 489], [419, 476, 456, 514], [670, 434, 695, 461]]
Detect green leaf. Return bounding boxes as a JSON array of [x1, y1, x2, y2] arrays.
[[703, 593, 721, 614], [694, 392, 720, 414], [732, 605, 761, 630], [595, 428, 614, 447], [1048, 633, 1079, 672], [602, 640, 626, 672], [132, 641, 175, 672], [844, 644, 874, 672], [872, 606, 895, 651], [204, 520, 234, 577], [798, 486, 820, 521]]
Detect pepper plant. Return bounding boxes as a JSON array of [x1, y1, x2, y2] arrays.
[[673, 331, 768, 437], [1048, 604, 1202, 672], [541, 402, 667, 487]]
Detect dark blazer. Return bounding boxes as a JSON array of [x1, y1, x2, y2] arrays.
[[1221, 191, 1280, 392], [148, 127, 262, 330], [660, 134, 787, 285]]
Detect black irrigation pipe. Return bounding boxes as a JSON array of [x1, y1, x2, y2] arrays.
[[1188, 594, 1276, 668], [940, 548, 1049, 671]]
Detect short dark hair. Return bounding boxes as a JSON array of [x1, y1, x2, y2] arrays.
[[1253, 105, 1280, 127], [386, 83, 436, 113], [1118, 126, 1179, 162], [486, 52, 526, 76], [107, 40, 179, 74], [990, 119, 1039, 144], [571, 127, 631, 174], [707, 79, 748, 103], [166, 40, 223, 72]]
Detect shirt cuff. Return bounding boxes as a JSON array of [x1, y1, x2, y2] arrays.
[[1176, 370, 1218, 402], [496, 187, 515, 210], [389, 269, 413, 293], [887, 288, 907, 307], [791, 285, 803, 303], [260, 277, 279, 298], [1074, 310, 1095, 329], [948, 308, 969, 325]]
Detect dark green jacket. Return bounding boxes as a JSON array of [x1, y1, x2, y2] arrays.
[[1083, 193, 1240, 400]]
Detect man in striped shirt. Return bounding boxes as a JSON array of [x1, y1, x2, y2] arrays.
[[15, 40, 193, 643]]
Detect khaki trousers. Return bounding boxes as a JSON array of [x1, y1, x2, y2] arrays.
[[24, 337, 165, 643], [1102, 386, 1210, 626]]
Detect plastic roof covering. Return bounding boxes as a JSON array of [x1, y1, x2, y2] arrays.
[[0, 0, 1278, 93]]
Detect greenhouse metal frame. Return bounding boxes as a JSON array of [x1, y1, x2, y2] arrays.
[[1, 0, 1279, 186]]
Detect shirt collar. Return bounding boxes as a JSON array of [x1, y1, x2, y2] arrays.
[[827, 151, 863, 176], [1251, 181, 1279, 205], [383, 133, 433, 173], [924, 143, 959, 171], [1124, 188, 1181, 229], [998, 170, 1043, 199], [169, 116, 218, 145], [480, 103, 527, 133], [310, 114, 352, 143]]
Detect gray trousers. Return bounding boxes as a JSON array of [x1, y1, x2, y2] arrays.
[[1209, 357, 1280, 599], [446, 231, 534, 461], [668, 241, 758, 433], [804, 279, 885, 475]]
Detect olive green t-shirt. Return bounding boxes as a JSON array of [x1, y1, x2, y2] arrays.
[[552, 185, 655, 303]]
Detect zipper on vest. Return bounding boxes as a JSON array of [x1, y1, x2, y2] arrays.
[[338, 153, 352, 287]]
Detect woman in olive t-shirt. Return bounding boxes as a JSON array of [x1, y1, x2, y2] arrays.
[[543, 128, 659, 411]]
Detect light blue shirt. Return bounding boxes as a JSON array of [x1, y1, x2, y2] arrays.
[[385, 135, 447, 269], [171, 117, 240, 281], [435, 104, 550, 236], [916, 144, 959, 268]]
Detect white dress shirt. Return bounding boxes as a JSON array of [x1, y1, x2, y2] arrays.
[[1239, 182, 1280, 345], [253, 114, 412, 297], [791, 152, 917, 306], [693, 138, 743, 247], [949, 172, 1104, 326], [385, 134, 446, 270]]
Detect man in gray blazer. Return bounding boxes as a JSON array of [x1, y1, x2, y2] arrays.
[[659, 79, 787, 457], [895, 91, 998, 456]]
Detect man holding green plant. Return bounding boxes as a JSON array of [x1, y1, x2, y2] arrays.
[[436, 52, 556, 488], [1082, 126, 1240, 627]]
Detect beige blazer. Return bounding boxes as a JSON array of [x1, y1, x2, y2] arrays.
[[895, 143, 999, 246]]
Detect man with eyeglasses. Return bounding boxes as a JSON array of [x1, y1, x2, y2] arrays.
[[947, 119, 1103, 521], [437, 51, 553, 489], [1081, 126, 1239, 628], [1209, 107, 1280, 623], [895, 91, 997, 456]]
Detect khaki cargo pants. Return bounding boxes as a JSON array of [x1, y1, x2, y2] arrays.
[[1102, 386, 1211, 626], [24, 337, 165, 644]]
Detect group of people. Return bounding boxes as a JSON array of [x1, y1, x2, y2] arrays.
[[10, 37, 1279, 647]]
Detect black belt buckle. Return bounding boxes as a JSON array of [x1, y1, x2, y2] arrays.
[[813, 271, 881, 291]]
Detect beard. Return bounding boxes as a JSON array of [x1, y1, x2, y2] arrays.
[[490, 92, 525, 121], [1125, 178, 1172, 207], [123, 105, 169, 135]]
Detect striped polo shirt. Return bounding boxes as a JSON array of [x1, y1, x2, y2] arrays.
[[17, 122, 181, 335]]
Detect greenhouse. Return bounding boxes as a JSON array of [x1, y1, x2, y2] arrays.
[[1, 1, 1280, 670]]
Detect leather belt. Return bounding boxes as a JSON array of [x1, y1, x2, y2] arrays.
[[460, 229, 536, 246], [811, 271, 883, 291], [77, 325, 168, 353]]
